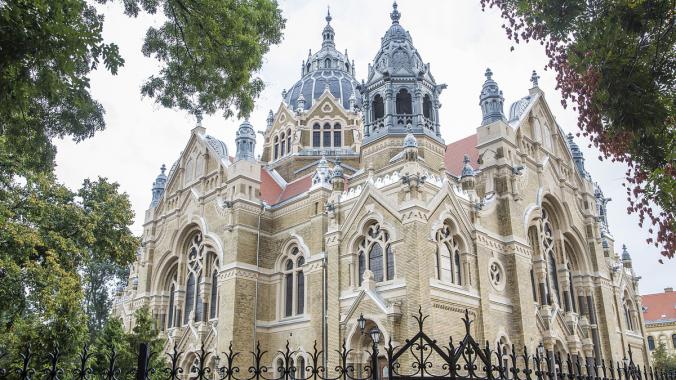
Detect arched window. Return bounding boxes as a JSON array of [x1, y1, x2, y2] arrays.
[[567, 261, 576, 312], [423, 94, 432, 119], [287, 129, 292, 155], [282, 246, 305, 317], [313, 124, 321, 148], [297, 356, 306, 379], [435, 223, 462, 285], [325, 58, 331, 68], [624, 298, 635, 331], [209, 270, 218, 319], [168, 283, 175, 328], [542, 209, 560, 305], [395, 89, 412, 114], [373, 94, 384, 120], [184, 233, 205, 324], [357, 222, 394, 285], [274, 136, 279, 159], [323, 123, 332, 147], [280, 133, 286, 156], [648, 336, 655, 350], [333, 123, 342, 147]]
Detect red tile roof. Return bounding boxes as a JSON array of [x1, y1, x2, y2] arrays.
[[444, 134, 479, 177], [260, 168, 283, 205], [259, 168, 313, 205], [642, 288, 676, 323]]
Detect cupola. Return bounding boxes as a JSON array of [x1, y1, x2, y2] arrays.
[[235, 118, 257, 161], [479, 68, 506, 125], [150, 164, 167, 207]]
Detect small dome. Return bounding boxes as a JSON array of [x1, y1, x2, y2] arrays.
[[332, 159, 344, 178], [508, 96, 531, 121], [622, 244, 632, 261], [461, 155, 475, 178], [205, 135, 229, 160], [236, 119, 256, 139]]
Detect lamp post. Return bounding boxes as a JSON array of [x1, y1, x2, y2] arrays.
[[357, 314, 382, 380]]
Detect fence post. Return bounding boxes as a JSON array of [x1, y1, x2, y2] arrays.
[[137, 342, 149, 380]]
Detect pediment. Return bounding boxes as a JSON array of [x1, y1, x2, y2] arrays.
[[305, 90, 350, 120]]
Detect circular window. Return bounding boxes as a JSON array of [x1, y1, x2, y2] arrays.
[[488, 259, 506, 291]]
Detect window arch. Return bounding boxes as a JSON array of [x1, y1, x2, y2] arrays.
[[184, 233, 207, 324], [395, 89, 412, 115], [325, 58, 331, 68], [372, 94, 384, 120], [323, 123, 331, 147], [274, 136, 279, 159], [312, 124, 321, 148], [357, 222, 394, 285], [648, 336, 655, 350], [434, 222, 462, 286], [281, 246, 305, 317], [280, 132, 286, 156], [624, 297, 637, 331], [333, 123, 342, 147], [423, 94, 432, 119]]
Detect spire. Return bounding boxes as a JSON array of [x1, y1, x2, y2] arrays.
[[390, 1, 401, 24], [322, 6, 335, 49], [235, 118, 256, 161], [530, 70, 540, 88], [566, 133, 587, 177], [150, 164, 167, 207], [479, 68, 506, 126], [266, 110, 274, 130], [622, 244, 631, 261]]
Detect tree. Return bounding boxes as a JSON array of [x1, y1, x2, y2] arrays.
[[0, 139, 139, 354], [0, 0, 285, 174], [480, 0, 675, 258], [93, 306, 165, 377], [652, 342, 676, 372]]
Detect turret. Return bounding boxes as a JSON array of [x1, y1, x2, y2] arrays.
[[266, 110, 274, 130], [622, 244, 633, 269], [235, 119, 257, 161], [479, 68, 506, 126], [566, 133, 587, 178], [150, 164, 167, 207], [460, 155, 476, 191], [331, 158, 345, 192], [322, 8, 335, 49]]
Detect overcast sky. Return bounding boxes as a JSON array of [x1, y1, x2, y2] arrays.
[[53, 0, 673, 294]]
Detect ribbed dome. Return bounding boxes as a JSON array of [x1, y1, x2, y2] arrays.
[[283, 9, 360, 112]]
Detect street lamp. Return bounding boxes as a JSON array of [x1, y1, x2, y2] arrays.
[[356, 314, 381, 380]]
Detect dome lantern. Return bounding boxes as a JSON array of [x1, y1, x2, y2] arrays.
[[479, 68, 506, 126]]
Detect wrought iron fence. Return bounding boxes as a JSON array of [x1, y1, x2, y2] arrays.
[[1, 308, 674, 380]]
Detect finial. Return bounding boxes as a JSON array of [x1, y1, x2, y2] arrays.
[[485, 68, 493, 81], [390, 1, 401, 24], [463, 155, 470, 165], [530, 70, 540, 87], [160, 164, 166, 175], [326, 6, 332, 24]]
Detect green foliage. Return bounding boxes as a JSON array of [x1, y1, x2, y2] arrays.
[[0, 0, 124, 173], [481, 0, 675, 257], [93, 306, 165, 377], [0, 0, 284, 176], [653, 342, 676, 372], [0, 137, 139, 353], [135, 0, 286, 118]]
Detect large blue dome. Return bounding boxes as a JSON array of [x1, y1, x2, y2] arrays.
[[282, 9, 361, 112], [284, 69, 359, 111]]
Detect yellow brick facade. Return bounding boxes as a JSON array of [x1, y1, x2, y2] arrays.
[[113, 3, 649, 374]]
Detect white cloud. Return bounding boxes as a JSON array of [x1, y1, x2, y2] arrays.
[[53, 0, 673, 293]]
